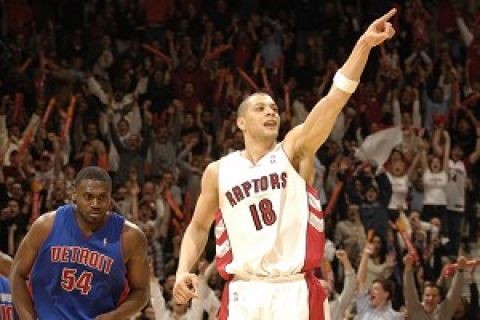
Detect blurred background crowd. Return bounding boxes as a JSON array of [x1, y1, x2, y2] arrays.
[[0, 0, 479, 319]]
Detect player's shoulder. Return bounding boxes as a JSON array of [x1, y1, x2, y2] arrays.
[[30, 211, 57, 233], [205, 160, 219, 173], [122, 220, 147, 246], [217, 150, 242, 164], [201, 160, 220, 186], [121, 220, 147, 260], [283, 124, 308, 159], [123, 219, 144, 235], [26, 210, 57, 247]]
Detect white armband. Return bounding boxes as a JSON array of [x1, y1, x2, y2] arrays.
[[333, 71, 359, 94]]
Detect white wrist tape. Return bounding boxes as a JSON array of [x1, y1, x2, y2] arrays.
[[333, 70, 359, 94]]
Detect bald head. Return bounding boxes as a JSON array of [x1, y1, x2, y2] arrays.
[[237, 92, 273, 117]]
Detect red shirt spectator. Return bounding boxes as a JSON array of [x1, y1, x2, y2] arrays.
[[5, 0, 33, 35], [171, 57, 211, 104], [143, 0, 174, 26], [437, 0, 458, 34]]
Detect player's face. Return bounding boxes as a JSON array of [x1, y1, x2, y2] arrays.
[[237, 95, 280, 140], [74, 180, 111, 226]]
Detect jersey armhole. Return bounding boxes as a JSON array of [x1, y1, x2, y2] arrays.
[[279, 141, 293, 164], [35, 211, 59, 249], [120, 219, 141, 271], [279, 142, 319, 198], [120, 220, 128, 267], [279, 141, 299, 171]]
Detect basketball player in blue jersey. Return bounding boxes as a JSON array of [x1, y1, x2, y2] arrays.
[[173, 9, 397, 320], [10, 167, 150, 320], [0, 251, 15, 320]]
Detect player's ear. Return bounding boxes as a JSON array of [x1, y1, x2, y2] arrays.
[[236, 116, 245, 131]]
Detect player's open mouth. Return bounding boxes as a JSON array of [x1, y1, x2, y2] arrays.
[[264, 120, 277, 127]]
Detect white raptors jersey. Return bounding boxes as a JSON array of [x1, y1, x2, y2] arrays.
[[214, 144, 325, 280]]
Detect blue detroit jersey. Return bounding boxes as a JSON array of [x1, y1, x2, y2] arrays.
[[0, 275, 15, 320], [30, 205, 128, 319]]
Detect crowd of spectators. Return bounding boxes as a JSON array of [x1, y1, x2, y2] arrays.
[[1, 0, 479, 319]]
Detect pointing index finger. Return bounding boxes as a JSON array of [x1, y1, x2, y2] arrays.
[[378, 8, 397, 23]]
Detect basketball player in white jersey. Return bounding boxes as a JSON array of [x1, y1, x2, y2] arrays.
[[173, 9, 397, 320]]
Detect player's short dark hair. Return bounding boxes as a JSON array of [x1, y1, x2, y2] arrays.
[[74, 166, 112, 190], [237, 92, 271, 116], [373, 278, 395, 300]]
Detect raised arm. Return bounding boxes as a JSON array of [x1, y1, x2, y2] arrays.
[[407, 152, 421, 180], [456, 15, 474, 47], [393, 95, 402, 127], [334, 250, 357, 319], [357, 243, 374, 294], [173, 162, 219, 305], [441, 256, 466, 318], [418, 149, 428, 175], [442, 131, 450, 172], [403, 254, 425, 318], [432, 129, 444, 158], [0, 97, 7, 152], [412, 89, 421, 128], [285, 9, 396, 156], [468, 126, 480, 165]]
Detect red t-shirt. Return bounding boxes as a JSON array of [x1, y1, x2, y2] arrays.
[[143, 0, 173, 26], [6, 0, 33, 34], [437, 0, 458, 33]]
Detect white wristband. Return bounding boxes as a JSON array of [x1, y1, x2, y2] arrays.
[[333, 71, 359, 94]]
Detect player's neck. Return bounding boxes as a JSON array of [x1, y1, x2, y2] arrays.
[[242, 138, 276, 165], [74, 211, 107, 236]]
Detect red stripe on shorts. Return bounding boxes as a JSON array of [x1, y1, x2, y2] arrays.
[[215, 228, 229, 245], [302, 186, 325, 272], [215, 209, 234, 281], [218, 281, 230, 320], [306, 185, 319, 198], [305, 271, 326, 320]]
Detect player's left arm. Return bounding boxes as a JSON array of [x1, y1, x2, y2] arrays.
[[0, 251, 13, 276], [284, 9, 396, 158], [96, 223, 150, 320]]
